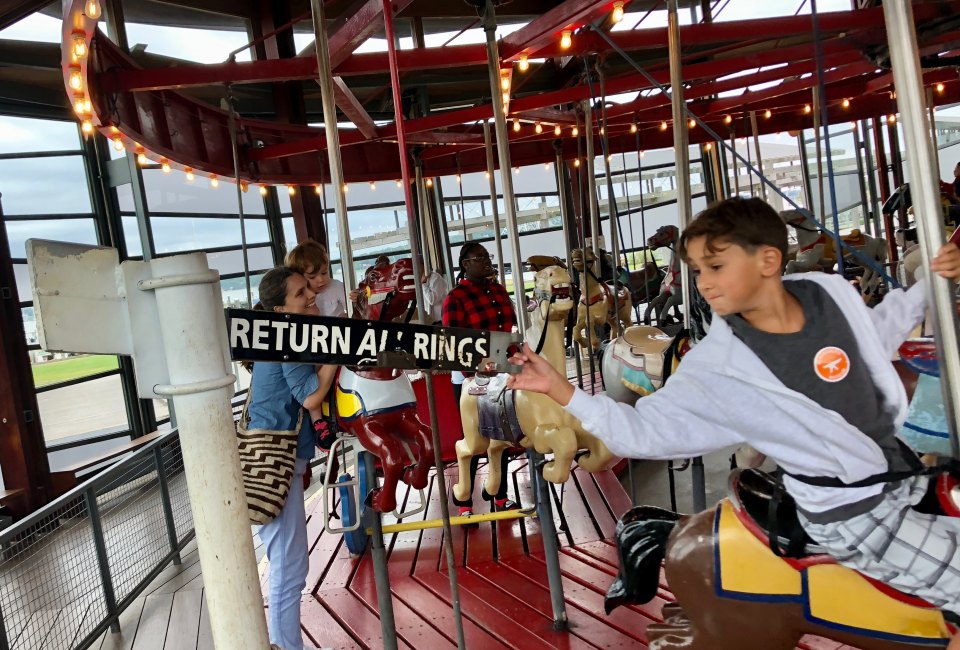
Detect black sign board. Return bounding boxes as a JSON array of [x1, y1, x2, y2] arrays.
[[226, 309, 521, 373]]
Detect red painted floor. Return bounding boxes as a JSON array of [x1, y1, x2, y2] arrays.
[[269, 458, 860, 649]]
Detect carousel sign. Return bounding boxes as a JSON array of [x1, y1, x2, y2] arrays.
[[226, 308, 520, 373]]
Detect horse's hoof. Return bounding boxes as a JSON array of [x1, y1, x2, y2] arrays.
[[367, 488, 397, 513]]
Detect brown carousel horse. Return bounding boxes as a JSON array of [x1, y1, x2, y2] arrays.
[[570, 247, 633, 350], [643, 225, 683, 325], [320, 257, 434, 513]]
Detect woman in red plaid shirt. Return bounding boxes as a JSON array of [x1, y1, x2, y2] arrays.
[[443, 242, 521, 519]]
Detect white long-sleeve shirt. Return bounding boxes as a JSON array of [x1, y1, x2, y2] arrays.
[[563, 273, 928, 515], [421, 271, 449, 324]]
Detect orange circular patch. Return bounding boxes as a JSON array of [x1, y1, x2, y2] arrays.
[[813, 346, 850, 383]]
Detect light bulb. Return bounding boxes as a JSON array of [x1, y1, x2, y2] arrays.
[[888, 114, 896, 124], [842, 98, 850, 108], [514, 167, 520, 174], [210, 175, 219, 188], [560, 30, 572, 50], [72, 32, 88, 60], [501, 77, 510, 92], [369, 181, 376, 190], [136, 152, 148, 166], [502, 92, 509, 105], [185, 168, 195, 182], [607, 154, 613, 162], [261, 185, 270, 196], [639, 150, 645, 158], [630, 123, 638, 134], [513, 118, 520, 132], [85, 0, 101, 19], [81, 119, 93, 135], [288, 185, 296, 196], [544, 162, 551, 170], [396, 179, 402, 188], [535, 121, 542, 134], [518, 55, 529, 72], [343, 183, 349, 193], [554, 124, 562, 136], [426, 178, 433, 187], [724, 115, 732, 125], [660, 121, 668, 131], [68, 67, 83, 91], [572, 126, 579, 137], [314, 185, 322, 195], [804, 104, 812, 114], [112, 136, 124, 151], [705, 142, 713, 151], [937, 82, 945, 93], [485, 171, 491, 180], [688, 118, 696, 129], [160, 159, 171, 173], [573, 159, 580, 167], [240, 182, 248, 193], [455, 174, 461, 183], [73, 95, 88, 115], [764, 109, 772, 119], [612, 1, 625, 23]]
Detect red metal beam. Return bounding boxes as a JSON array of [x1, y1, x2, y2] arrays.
[[333, 77, 379, 139], [500, 0, 614, 61]]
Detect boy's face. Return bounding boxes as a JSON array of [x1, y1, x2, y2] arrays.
[[685, 235, 771, 316], [303, 263, 331, 293]]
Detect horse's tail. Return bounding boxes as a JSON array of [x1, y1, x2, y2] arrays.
[[604, 505, 681, 614]]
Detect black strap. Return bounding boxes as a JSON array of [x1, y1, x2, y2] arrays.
[[766, 472, 811, 558], [533, 292, 559, 355]]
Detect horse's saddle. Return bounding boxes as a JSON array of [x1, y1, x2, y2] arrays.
[[612, 326, 675, 395], [471, 373, 523, 445], [724, 469, 953, 639], [527, 255, 566, 272]]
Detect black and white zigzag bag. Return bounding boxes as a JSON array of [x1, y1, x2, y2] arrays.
[[236, 387, 302, 525]]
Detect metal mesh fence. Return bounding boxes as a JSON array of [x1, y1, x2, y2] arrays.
[[0, 432, 193, 650]]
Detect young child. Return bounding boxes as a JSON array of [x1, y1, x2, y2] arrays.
[[507, 197, 960, 639], [285, 239, 347, 450]]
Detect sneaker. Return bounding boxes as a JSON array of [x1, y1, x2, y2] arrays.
[[458, 506, 479, 528], [494, 498, 521, 511]]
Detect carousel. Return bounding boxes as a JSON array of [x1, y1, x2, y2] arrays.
[[4, 0, 960, 649]]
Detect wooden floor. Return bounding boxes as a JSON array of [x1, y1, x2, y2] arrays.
[[92, 458, 862, 650]]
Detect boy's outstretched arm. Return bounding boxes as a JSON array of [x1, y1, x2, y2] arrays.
[[506, 344, 745, 460]]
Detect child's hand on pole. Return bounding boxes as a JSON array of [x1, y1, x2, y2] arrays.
[[931, 242, 960, 281], [506, 343, 575, 406]]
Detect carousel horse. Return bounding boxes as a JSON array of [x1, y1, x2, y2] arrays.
[[643, 225, 683, 326], [604, 468, 960, 649], [322, 257, 434, 513], [570, 248, 633, 350], [617, 258, 665, 320], [781, 209, 888, 298], [453, 265, 614, 501]]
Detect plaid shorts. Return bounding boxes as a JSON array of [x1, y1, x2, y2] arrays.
[[798, 476, 960, 615]]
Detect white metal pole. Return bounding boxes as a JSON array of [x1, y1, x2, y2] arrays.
[[309, 0, 355, 291], [750, 110, 768, 202], [884, 0, 960, 458], [583, 99, 602, 262], [483, 119, 508, 285], [668, 0, 693, 330], [147, 253, 270, 649]]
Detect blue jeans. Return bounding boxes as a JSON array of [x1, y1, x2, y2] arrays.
[[259, 458, 308, 650]]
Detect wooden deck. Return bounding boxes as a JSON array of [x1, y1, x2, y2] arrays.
[[92, 458, 862, 650]]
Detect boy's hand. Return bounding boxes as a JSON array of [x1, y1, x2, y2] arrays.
[[931, 243, 960, 281], [506, 343, 575, 406]]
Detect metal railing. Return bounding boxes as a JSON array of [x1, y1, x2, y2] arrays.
[[0, 430, 193, 650]]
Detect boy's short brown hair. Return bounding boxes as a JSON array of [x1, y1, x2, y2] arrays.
[[678, 197, 788, 264], [285, 239, 329, 274]]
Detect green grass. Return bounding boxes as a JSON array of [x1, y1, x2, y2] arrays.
[[32, 354, 119, 387]]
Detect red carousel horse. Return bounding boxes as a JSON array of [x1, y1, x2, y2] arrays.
[[321, 257, 434, 513]]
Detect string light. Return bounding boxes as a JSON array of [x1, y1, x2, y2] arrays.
[[888, 114, 897, 124], [369, 181, 376, 191], [535, 121, 543, 134], [764, 109, 772, 119], [396, 179, 402, 188], [705, 142, 713, 151], [240, 181, 249, 193], [612, 1, 625, 23], [842, 98, 850, 109], [937, 82, 945, 94], [724, 115, 732, 125], [112, 136, 124, 151], [68, 66, 83, 91], [287, 185, 296, 196], [261, 185, 270, 196], [426, 178, 433, 187], [560, 30, 572, 50], [573, 159, 581, 167], [804, 104, 812, 114], [518, 55, 529, 72], [660, 121, 668, 131], [544, 161, 551, 170], [607, 154, 613, 162], [160, 158, 171, 174], [688, 118, 696, 129], [136, 151, 148, 166], [639, 150, 645, 158], [71, 32, 88, 60], [485, 171, 491, 180], [80, 119, 93, 135], [73, 94, 91, 115], [571, 126, 579, 137], [501, 76, 510, 92], [513, 118, 520, 132], [85, 0, 101, 19], [343, 183, 350, 193], [554, 124, 562, 136], [210, 174, 219, 188], [315, 185, 322, 195], [185, 167, 195, 182], [501, 92, 509, 106], [630, 123, 638, 134], [455, 174, 461, 183]]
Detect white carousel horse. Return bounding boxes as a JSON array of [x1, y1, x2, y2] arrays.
[[453, 265, 614, 501], [570, 248, 633, 350], [781, 209, 888, 297], [643, 225, 683, 325]]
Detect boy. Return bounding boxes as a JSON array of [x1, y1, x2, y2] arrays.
[[286, 239, 348, 318], [285, 239, 346, 451], [507, 197, 960, 639]]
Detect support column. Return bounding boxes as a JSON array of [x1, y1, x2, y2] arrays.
[[483, 120, 507, 285], [583, 99, 602, 262]]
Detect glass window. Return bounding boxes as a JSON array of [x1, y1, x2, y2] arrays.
[[22, 306, 37, 347], [282, 216, 296, 249], [150, 216, 270, 254], [124, 18, 254, 64], [221, 272, 265, 308], [37, 372, 128, 444], [5, 218, 99, 258], [205, 245, 274, 276], [0, 156, 92, 215], [32, 352, 119, 389], [142, 169, 266, 215], [0, 116, 81, 154], [0, 12, 62, 44], [121, 215, 143, 258]]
